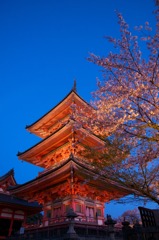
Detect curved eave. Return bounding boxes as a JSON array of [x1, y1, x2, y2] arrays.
[[72, 156, 132, 196], [0, 169, 17, 186], [9, 157, 74, 195], [18, 123, 73, 163], [10, 155, 132, 198], [26, 90, 92, 138], [18, 122, 106, 167]]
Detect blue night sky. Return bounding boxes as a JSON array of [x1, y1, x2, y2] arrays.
[[0, 0, 158, 218]]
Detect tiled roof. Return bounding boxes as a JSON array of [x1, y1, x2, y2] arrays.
[[25, 89, 90, 129], [9, 154, 132, 195], [0, 169, 15, 182], [0, 193, 41, 209]]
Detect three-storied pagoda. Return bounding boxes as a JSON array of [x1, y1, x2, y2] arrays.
[[10, 86, 130, 227]]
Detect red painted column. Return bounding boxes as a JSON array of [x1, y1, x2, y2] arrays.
[[8, 210, 15, 237], [72, 196, 75, 211], [83, 201, 86, 221]]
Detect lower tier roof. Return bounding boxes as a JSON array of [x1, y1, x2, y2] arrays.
[[9, 154, 132, 204]]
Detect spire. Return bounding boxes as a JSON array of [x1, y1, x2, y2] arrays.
[[73, 79, 77, 92]]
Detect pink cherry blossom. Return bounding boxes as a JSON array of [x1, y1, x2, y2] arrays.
[[79, 9, 159, 204]]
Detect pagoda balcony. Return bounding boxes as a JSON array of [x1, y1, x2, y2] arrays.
[[47, 216, 100, 226], [26, 215, 103, 229]]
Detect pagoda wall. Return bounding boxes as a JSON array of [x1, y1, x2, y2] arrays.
[[43, 195, 105, 226]]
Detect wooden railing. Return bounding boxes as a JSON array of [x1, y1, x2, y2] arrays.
[[7, 222, 123, 240], [47, 216, 99, 225]]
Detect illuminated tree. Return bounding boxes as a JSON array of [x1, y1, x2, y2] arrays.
[[80, 8, 159, 204], [155, 0, 159, 6], [116, 208, 141, 226]]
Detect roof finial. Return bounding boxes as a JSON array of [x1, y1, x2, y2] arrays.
[[73, 79, 77, 92]]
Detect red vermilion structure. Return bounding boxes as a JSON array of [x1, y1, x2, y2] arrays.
[[0, 169, 41, 239], [10, 88, 131, 229]]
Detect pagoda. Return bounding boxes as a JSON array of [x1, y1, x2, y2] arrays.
[[10, 86, 131, 228]]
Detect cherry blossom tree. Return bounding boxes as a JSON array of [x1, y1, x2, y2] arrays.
[[116, 208, 141, 226], [79, 8, 159, 204], [155, 0, 159, 6]]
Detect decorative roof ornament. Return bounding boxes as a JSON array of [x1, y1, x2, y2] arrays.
[[73, 79, 77, 92], [69, 152, 75, 159]]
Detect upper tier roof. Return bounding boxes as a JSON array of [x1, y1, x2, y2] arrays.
[[26, 90, 91, 139]]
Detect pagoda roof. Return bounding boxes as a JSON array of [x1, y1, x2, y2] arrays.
[[17, 121, 105, 168], [26, 90, 91, 138], [0, 169, 17, 191], [0, 169, 16, 183], [9, 155, 132, 203]]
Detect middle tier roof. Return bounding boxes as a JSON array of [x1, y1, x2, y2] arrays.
[[18, 121, 105, 168]]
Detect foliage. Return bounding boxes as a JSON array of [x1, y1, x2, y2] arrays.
[[78, 7, 159, 204], [26, 213, 43, 225], [116, 208, 141, 226]]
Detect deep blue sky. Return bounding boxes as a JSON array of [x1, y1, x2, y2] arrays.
[[0, 0, 157, 218]]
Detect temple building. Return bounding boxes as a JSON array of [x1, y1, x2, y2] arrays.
[[0, 169, 42, 239], [8, 87, 131, 237]]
